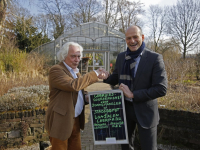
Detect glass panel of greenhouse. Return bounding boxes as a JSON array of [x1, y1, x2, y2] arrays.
[[32, 22, 126, 73]]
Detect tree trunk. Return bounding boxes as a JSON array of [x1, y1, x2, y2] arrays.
[[0, 0, 7, 48]]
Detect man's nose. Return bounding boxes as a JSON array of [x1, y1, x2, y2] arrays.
[[75, 57, 80, 61], [130, 38, 135, 43]]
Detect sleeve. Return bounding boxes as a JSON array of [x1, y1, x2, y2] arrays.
[[103, 54, 120, 86], [49, 66, 98, 92]]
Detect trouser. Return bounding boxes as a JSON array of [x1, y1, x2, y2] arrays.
[[121, 101, 157, 150], [50, 117, 81, 150]]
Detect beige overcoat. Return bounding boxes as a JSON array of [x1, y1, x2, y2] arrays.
[[45, 62, 98, 141]]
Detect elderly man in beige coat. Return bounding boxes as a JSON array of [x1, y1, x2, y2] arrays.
[[45, 42, 108, 150]]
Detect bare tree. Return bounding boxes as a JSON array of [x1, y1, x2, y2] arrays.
[[167, 0, 200, 59], [0, 0, 32, 48], [38, 0, 70, 39], [103, 0, 117, 25], [117, 0, 144, 33], [159, 38, 181, 55], [96, 0, 118, 28], [0, 0, 38, 50], [146, 5, 168, 52], [69, 0, 102, 26], [34, 14, 51, 39]]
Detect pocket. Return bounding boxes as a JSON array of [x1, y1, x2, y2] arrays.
[[146, 100, 157, 107], [53, 106, 67, 115]]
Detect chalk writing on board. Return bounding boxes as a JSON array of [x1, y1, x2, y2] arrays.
[[90, 92, 126, 141]]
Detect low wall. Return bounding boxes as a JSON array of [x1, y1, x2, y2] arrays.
[[0, 107, 199, 149], [158, 108, 200, 149], [0, 108, 49, 149]]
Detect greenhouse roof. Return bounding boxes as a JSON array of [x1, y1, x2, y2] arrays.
[[32, 22, 126, 66], [58, 22, 125, 40]]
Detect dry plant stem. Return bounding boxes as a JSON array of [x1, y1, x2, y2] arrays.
[[0, 52, 50, 96], [0, 72, 48, 96], [158, 81, 200, 113]]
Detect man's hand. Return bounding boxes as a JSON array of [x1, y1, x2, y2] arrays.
[[96, 68, 109, 79], [119, 83, 134, 99]]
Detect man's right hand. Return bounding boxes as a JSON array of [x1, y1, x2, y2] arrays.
[[96, 68, 109, 79], [119, 83, 134, 99]]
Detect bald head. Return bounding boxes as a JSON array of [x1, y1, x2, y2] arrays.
[[125, 25, 144, 52], [125, 25, 143, 36]]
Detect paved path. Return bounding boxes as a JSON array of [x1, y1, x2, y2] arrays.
[[81, 81, 122, 150]]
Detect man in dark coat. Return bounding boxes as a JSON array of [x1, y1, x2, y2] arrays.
[[104, 25, 168, 150]]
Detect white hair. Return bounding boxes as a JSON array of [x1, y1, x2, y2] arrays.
[[57, 42, 83, 62]]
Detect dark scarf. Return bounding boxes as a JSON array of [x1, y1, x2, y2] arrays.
[[119, 42, 145, 89]]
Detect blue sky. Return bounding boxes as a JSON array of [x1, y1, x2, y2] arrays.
[[21, 0, 177, 16], [20, 0, 40, 15]]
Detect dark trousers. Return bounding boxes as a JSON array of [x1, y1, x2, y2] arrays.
[[121, 101, 157, 150]]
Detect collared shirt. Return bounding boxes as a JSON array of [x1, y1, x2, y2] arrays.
[[133, 52, 142, 77], [63, 61, 84, 117]]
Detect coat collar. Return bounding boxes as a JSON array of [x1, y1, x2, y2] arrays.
[[59, 62, 74, 78], [59, 62, 81, 79]]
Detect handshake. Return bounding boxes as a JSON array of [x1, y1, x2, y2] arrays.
[[96, 68, 109, 79]]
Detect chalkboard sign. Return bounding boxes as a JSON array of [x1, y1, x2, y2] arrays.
[[89, 89, 128, 145]]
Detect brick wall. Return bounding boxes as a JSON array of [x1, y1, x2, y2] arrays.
[[0, 107, 200, 149], [158, 108, 200, 149], [0, 108, 49, 149]]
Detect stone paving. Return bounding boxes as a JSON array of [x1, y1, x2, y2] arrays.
[[81, 81, 122, 150]]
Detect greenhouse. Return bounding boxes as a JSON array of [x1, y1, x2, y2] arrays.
[[33, 22, 126, 74]]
